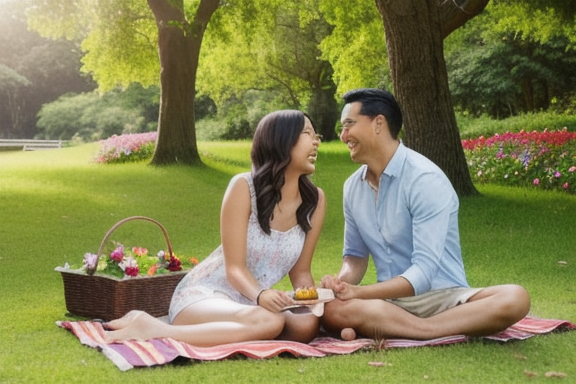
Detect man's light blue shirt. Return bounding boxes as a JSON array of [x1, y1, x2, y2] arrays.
[[342, 143, 469, 295]]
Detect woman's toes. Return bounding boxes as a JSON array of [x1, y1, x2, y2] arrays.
[[104, 310, 145, 330]]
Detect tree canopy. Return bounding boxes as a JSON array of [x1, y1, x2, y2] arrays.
[[11, 0, 576, 190]]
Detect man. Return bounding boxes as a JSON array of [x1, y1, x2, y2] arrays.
[[321, 88, 530, 340]]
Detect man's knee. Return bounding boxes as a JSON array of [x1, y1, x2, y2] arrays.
[[502, 284, 530, 320], [322, 299, 356, 331]]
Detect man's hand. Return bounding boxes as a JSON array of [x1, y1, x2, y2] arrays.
[[321, 275, 358, 301], [320, 274, 339, 290]]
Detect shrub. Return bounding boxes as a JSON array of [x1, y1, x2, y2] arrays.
[[457, 111, 576, 139]]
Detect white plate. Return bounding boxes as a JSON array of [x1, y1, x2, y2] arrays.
[[282, 288, 335, 312]]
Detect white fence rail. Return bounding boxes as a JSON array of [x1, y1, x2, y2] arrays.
[[0, 139, 68, 151]]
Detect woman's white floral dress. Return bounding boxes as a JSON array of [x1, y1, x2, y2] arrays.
[[169, 172, 306, 323]]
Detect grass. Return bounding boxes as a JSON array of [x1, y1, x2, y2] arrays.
[[0, 141, 575, 384]]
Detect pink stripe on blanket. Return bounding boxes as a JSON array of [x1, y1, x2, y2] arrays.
[[56, 316, 575, 371], [485, 317, 576, 341]]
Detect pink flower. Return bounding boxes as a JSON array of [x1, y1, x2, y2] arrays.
[[569, 166, 576, 173], [533, 178, 540, 185], [110, 246, 124, 262], [554, 171, 561, 178], [563, 183, 569, 190]]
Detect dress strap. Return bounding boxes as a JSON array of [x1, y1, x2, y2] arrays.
[[240, 172, 258, 215]]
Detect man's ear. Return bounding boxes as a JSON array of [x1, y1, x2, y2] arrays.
[[375, 115, 387, 125], [375, 115, 388, 131]]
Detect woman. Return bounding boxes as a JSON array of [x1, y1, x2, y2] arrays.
[[105, 110, 325, 346]]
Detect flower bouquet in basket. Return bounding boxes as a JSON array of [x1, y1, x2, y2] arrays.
[[82, 242, 196, 279], [55, 216, 199, 321]]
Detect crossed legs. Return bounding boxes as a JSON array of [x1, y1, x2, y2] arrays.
[[322, 284, 530, 340], [105, 298, 319, 346]]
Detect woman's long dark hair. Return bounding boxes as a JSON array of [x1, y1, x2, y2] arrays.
[[251, 110, 319, 235]]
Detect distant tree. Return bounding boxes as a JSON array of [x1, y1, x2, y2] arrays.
[[0, 64, 31, 138], [28, 0, 219, 165], [487, 0, 576, 48], [199, 0, 339, 140], [36, 85, 160, 141], [0, 0, 94, 139], [447, 33, 576, 117], [146, 0, 219, 164], [446, 0, 576, 117], [318, 1, 390, 94]]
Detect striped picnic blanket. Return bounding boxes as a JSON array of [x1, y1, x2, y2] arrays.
[[57, 316, 575, 371]]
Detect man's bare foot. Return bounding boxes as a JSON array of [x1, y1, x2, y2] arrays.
[[104, 310, 165, 343], [341, 328, 356, 341]]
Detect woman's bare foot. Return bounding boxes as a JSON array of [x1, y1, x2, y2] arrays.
[[104, 310, 146, 331], [104, 310, 166, 343], [341, 328, 356, 341]]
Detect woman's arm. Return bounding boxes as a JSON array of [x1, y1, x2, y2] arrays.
[[220, 176, 262, 302]]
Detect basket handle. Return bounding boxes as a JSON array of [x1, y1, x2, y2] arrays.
[[97, 216, 174, 258]]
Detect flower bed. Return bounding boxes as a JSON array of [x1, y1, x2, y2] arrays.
[[462, 128, 576, 194], [93, 132, 157, 164]]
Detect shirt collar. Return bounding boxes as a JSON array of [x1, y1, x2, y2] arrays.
[[360, 141, 406, 181]]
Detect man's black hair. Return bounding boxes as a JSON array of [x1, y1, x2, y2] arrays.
[[343, 88, 403, 139]]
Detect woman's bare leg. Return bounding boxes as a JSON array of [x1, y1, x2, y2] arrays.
[[276, 308, 320, 343], [105, 299, 285, 346]]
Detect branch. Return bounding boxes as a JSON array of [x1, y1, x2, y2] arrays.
[[439, 0, 490, 39]]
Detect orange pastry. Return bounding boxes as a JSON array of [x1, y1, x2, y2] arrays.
[[294, 286, 319, 300]]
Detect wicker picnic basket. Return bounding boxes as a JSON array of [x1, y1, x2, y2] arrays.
[[56, 216, 188, 321]]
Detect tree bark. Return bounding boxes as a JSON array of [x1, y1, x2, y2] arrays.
[[307, 63, 339, 142], [438, 0, 489, 39], [375, 0, 482, 196], [147, 0, 219, 165]]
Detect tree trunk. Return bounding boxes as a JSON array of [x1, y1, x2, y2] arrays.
[[147, 0, 219, 165], [375, 0, 480, 196], [307, 63, 339, 142]]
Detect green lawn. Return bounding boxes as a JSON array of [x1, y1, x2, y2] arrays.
[[0, 142, 574, 384]]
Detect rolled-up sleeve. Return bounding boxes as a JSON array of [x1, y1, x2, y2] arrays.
[[399, 172, 458, 295]]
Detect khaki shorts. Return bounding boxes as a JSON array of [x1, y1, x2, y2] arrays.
[[388, 287, 483, 318]]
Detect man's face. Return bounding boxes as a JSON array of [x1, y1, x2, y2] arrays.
[[340, 102, 376, 164]]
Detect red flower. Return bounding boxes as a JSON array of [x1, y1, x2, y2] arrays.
[[125, 265, 139, 277], [168, 255, 182, 272]]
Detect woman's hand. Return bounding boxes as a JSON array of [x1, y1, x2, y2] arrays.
[[257, 289, 294, 312]]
